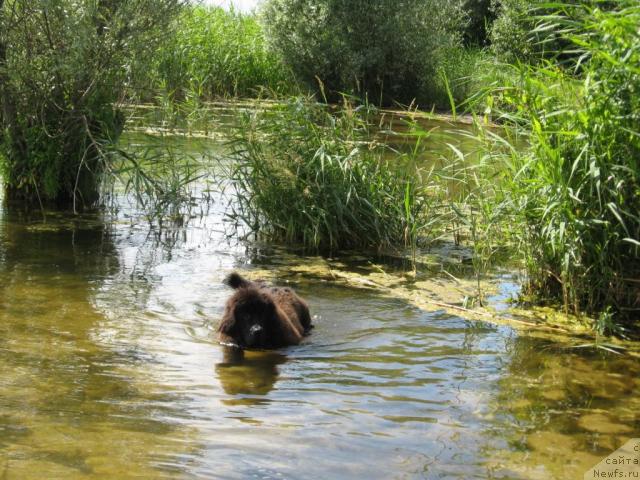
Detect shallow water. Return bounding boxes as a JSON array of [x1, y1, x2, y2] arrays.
[[0, 134, 638, 480]]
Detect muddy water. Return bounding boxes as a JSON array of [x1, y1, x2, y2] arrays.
[[0, 134, 639, 480]]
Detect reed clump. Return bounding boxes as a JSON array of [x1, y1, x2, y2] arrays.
[[226, 97, 433, 252], [481, 1, 640, 331]]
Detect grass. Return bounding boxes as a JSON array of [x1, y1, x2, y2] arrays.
[[224, 93, 521, 308], [104, 136, 211, 223]]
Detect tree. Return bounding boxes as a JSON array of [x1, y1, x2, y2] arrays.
[[0, 0, 184, 209]]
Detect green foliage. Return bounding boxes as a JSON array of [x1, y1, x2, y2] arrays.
[[438, 47, 489, 112], [490, 0, 533, 61], [261, 0, 466, 108], [489, 0, 577, 63], [0, 0, 183, 208], [110, 138, 208, 222], [462, 0, 495, 46], [226, 96, 431, 251], [485, 0, 640, 329], [152, 6, 295, 101]]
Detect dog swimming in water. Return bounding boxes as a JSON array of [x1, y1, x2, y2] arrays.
[[218, 272, 312, 349]]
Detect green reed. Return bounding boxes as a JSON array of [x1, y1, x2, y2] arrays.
[[153, 6, 296, 101], [107, 137, 209, 222], [225, 96, 440, 252], [475, 0, 640, 332]]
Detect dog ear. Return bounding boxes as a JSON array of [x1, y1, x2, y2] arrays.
[[223, 272, 251, 290]]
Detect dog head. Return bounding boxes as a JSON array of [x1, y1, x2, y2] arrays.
[[219, 287, 279, 348]]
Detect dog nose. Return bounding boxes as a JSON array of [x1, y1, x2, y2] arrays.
[[249, 324, 263, 335]]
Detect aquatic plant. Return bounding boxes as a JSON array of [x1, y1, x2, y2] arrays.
[[226, 96, 433, 252], [106, 135, 212, 224], [481, 0, 640, 330]]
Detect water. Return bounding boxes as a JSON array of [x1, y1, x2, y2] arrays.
[[0, 132, 638, 479]]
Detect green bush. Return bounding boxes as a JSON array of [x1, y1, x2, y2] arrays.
[[227, 97, 429, 251], [491, 1, 640, 331], [153, 6, 295, 100], [438, 47, 488, 111], [261, 0, 465, 108]]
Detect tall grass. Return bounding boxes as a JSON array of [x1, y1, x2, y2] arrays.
[[435, 47, 489, 114], [224, 92, 518, 306], [479, 1, 640, 331], [225, 96, 435, 252], [152, 6, 296, 101]]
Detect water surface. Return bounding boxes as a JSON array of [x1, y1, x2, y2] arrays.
[[0, 133, 638, 479]]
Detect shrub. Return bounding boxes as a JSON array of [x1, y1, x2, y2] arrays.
[[489, 0, 577, 63], [260, 0, 465, 108], [462, 0, 495, 46], [490, 0, 532, 62], [0, 0, 182, 208]]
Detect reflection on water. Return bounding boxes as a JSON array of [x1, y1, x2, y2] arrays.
[[216, 348, 287, 402], [0, 133, 638, 479], [0, 209, 200, 478]]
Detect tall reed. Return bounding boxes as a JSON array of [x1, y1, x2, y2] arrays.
[[225, 97, 434, 252], [153, 6, 295, 101], [478, 1, 640, 331]]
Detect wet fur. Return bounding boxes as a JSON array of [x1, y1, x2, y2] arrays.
[[218, 272, 312, 349]]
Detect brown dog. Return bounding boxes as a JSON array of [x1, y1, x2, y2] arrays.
[[218, 272, 312, 349]]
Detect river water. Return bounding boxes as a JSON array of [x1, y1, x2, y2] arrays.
[[0, 130, 638, 479]]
